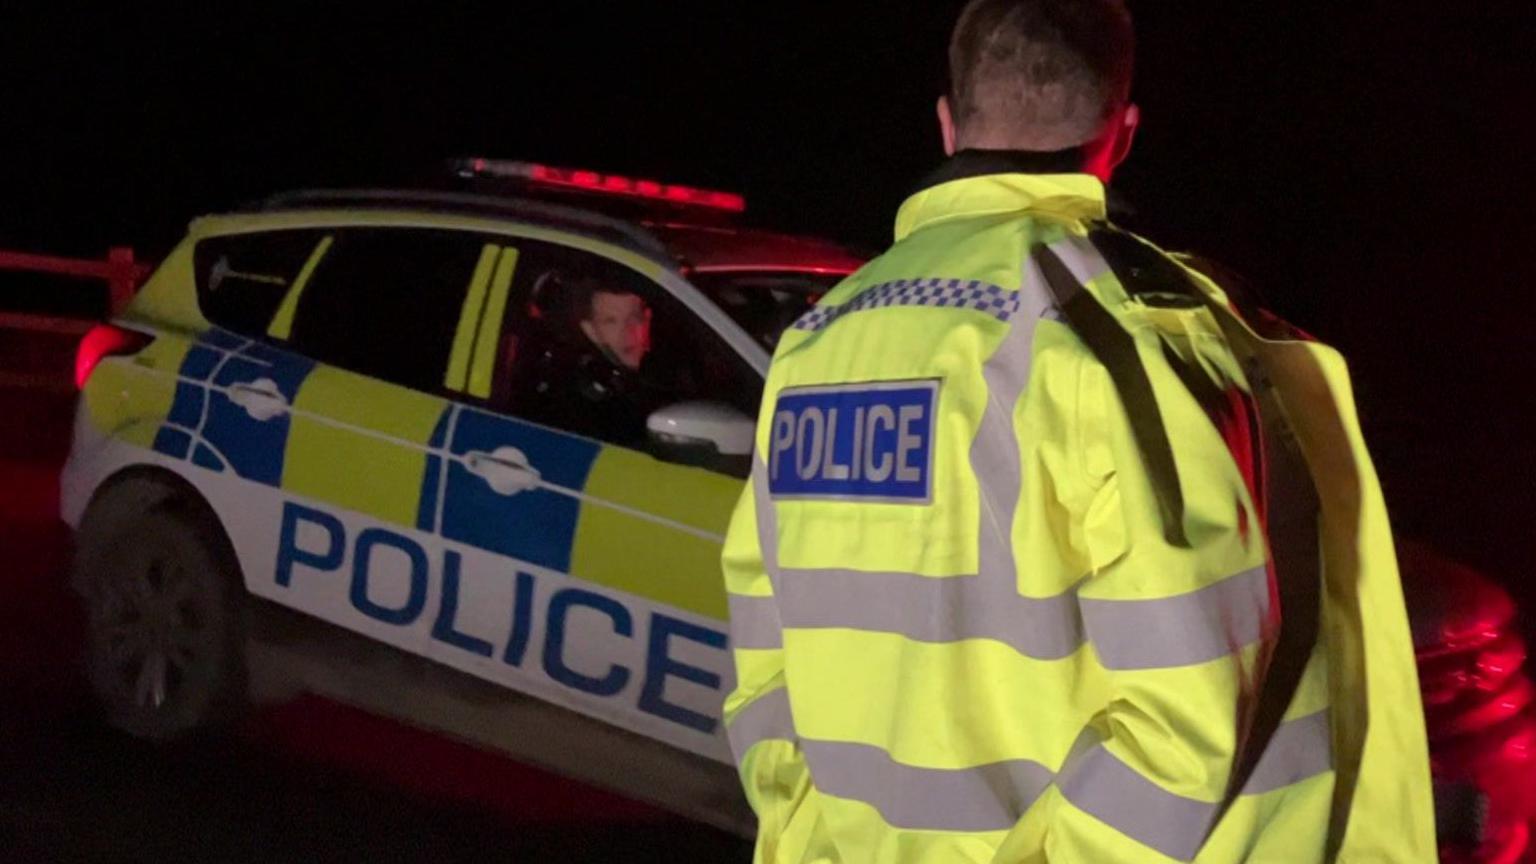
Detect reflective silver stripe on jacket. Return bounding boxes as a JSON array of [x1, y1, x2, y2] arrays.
[[728, 594, 782, 651], [730, 437, 1270, 669], [763, 563, 1269, 669], [726, 688, 1331, 857], [1058, 710, 1333, 860], [725, 463, 787, 652], [726, 686, 796, 765]]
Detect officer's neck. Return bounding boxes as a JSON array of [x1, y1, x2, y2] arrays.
[[917, 147, 1089, 192]]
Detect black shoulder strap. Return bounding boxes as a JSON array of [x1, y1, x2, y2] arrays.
[[1033, 244, 1191, 549], [1033, 228, 1324, 844]]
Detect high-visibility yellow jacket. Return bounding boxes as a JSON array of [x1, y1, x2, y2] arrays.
[[720, 159, 1436, 863]]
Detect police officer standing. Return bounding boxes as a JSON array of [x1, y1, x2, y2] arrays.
[[721, 1, 1436, 861]]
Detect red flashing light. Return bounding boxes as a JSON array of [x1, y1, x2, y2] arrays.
[[75, 323, 151, 389], [1506, 727, 1534, 762], [458, 158, 746, 213], [703, 191, 743, 210]]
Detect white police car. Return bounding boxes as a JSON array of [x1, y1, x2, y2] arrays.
[[60, 160, 863, 833]]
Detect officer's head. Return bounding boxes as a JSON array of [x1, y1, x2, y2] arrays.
[[940, 0, 1139, 182], [572, 277, 651, 370]]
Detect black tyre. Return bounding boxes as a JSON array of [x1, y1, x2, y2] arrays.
[[74, 492, 247, 740]]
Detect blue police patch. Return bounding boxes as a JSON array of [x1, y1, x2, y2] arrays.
[[768, 380, 938, 503]]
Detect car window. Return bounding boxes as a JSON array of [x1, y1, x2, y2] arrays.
[[285, 228, 490, 394], [489, 240, 761, 456], [193, 230, 330, 336], [690, 271, 845, 352]]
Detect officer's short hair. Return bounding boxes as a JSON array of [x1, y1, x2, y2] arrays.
[[568, 276, 637, 324], [948, 0, 1135, 150]]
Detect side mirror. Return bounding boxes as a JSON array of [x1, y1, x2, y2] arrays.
[[647, 401, 754, 476]]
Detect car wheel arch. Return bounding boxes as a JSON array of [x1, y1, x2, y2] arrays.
[[73, 464, 245, 595]]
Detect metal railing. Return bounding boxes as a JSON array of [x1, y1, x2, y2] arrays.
[[0, 247, 153, 390]]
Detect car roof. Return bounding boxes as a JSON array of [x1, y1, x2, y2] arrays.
[[238, 188, 866, 279], [244, 188, 675, 262]]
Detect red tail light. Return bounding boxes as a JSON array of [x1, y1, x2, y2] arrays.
[[75, 324, 151, 389]]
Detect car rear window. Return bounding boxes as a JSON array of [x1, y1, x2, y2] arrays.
[[193, 230, 329, 336], [285, 228, 489, 394]]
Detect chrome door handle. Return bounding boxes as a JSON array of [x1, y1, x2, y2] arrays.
[[227, 378, 288, 422], [465, 446, 542, 496]]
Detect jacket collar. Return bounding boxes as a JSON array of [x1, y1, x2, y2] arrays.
[[895, 148, 1108, 242]]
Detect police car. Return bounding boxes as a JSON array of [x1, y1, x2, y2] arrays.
[[60, 160, 862, 834]]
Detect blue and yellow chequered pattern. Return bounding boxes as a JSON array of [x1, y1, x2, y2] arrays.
[[282, 365, 449, 527], [149, 329, 734, 621], [437, 407, 600, 573], [793, 276, 1021, 332], [416, 410, 453, 533], [573, 446, 737, 620], [153, 329, 316, 483], [434, 405, 737, 620]]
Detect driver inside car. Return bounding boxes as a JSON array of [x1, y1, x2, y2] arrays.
[[509, 275, 675, 448], [578, 278, 652, 370]]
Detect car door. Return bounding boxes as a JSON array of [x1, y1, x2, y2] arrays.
[[422, 236, 755, 761], [244, 227, 499, 658]]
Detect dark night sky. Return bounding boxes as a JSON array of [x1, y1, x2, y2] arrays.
[[2, 3, 1533, 593]]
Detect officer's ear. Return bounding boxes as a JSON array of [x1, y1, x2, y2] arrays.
[[579, 317, 599, 345], [937, 95, 958, 156], [1109, 103, 1140, 171], [1082, 103, 1140, 183]]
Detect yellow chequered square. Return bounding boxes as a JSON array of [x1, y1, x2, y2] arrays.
[[90, 335, 193, 449], [570, 446, 740, 621], [283, 366, 447, 527]]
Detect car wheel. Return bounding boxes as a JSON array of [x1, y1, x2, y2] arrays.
[[76, 500, 247, 740]]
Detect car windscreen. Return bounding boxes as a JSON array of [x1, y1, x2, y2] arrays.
[[689, 271, 849, 353]]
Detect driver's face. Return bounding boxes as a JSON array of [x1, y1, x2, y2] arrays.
[[581, 291, 651, 370]]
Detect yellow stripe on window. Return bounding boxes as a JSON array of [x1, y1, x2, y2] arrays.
[[268, 235, 334, 340], [444, 244, 501, 392], [467, 246, 519, 399]]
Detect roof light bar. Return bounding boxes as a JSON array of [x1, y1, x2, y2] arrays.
[[454, 158, 746, 213]]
